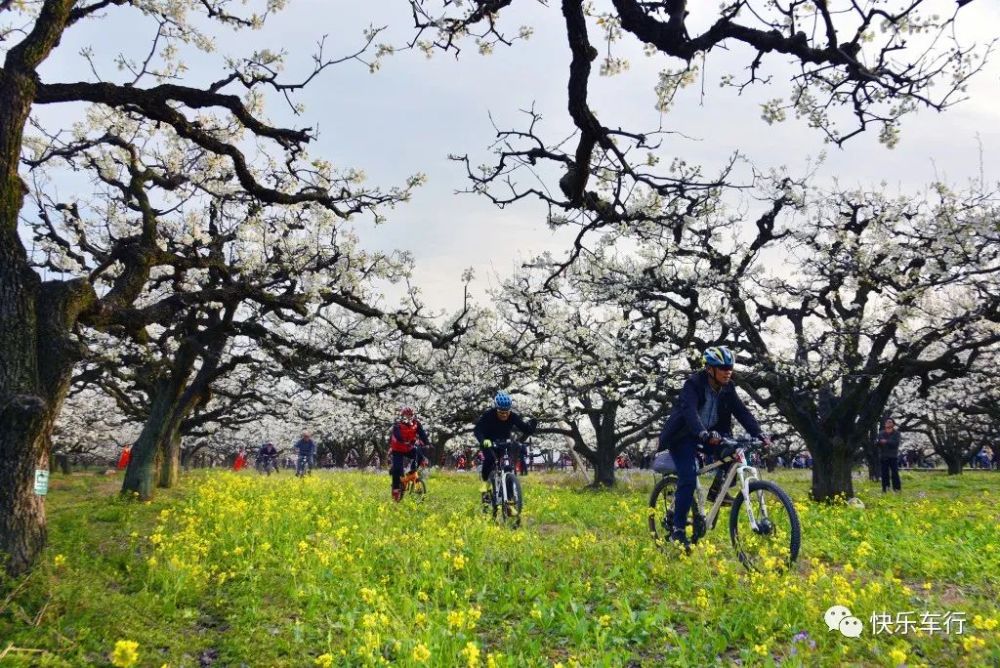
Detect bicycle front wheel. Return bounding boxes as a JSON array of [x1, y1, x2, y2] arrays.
[[407, 478, 427, 501], [729, 480, 801, 571], [504, 474, 522, 527], [647, 475, 677, 543], [492, 474, 522, 528]]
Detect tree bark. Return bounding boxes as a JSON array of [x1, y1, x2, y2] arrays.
[[159, 431, 181, 488], [590, 444, 616, 487], [0, 1, 92, 576], [941, 452, 963, 475], [55, 453, 71, 475], [809, 436, 856, 501], [122, 360, 193, 499], [864, 443, 881, 481]]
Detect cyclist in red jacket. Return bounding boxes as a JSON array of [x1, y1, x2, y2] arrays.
[[389, 406, 431, 501]]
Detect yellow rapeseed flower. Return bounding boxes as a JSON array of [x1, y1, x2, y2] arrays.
[[752, 643, 768, 657], [314, 653, 334, 667], [448, 610, 466, 630], [889, 647, 907, 665], [972, 615, 998, 631], [53, 554, 67, 568], [412, 643, 431, 664], [461, 641, 481, 668], [111, 640, 139, 668], [453, 554, 467, 570]]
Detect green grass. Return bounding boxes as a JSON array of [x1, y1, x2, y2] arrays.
[[1, 468, 998, 667]]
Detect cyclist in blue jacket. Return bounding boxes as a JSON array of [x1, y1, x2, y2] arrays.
[[657, 346, 770, 547]]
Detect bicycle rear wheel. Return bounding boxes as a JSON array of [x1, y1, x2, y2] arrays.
[[647, 475, 677, 543], [729, 480, 801, 571]]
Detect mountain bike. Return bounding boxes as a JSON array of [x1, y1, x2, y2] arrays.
[[257, 455, 279, 475], [295, 453, 313, 478], [399, 448, 431, 501], [648, 437, 800, 570], [481, 440, 524, 528]]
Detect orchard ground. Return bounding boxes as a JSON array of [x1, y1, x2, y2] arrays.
[[1, 469, 997, 667]]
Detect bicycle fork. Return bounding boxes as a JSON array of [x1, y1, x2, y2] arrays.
[[493, 472, 508, 506], [734, 464, 766, 531]]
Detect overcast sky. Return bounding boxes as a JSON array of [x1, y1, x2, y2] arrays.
[[33, 0, 1000, 312]]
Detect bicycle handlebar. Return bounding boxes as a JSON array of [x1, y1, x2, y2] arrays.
[[717, 436, 769, 455]]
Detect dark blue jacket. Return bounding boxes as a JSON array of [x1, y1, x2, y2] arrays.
[[294, 438, 316, 457], [657, 371, 762, 451], [473, 409, 535, 445]]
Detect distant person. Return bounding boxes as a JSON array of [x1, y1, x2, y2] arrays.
[[388, 406, 430, 502], [294, 431, 316, 477], [876, 418, 902, 493], [116, 444, 132, 471], [233, 448, 247, 471], [257, 442, 279, 473]]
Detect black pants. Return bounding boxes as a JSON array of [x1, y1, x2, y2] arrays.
[[881, 457, 901, 491], [390, 448, 424, 491]]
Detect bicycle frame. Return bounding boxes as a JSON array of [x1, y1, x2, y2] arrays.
[[295, 454, 313, 476], [693, 448, 762, 532], [400, 459, 427, 488], [489, 442, 519, 508]]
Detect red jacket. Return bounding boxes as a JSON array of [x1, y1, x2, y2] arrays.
[[389, 420, 429, 453]]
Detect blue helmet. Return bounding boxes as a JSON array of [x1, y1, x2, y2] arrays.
[[494, 391, 513, 410], [703, 346, 735, 368]]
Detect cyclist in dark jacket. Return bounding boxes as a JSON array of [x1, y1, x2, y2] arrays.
[[474, 391, 536, 499], [293, 431, 316, 476], [257, 442, 279, 472], [657, 346, 769, 547]]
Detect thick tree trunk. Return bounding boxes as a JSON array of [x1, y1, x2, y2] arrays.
[[55, 453, 71, 475], [0, 0, 86, 576], [159, 432, 182, 488], [435, 433, 454, 467], [581, 402, 619, 488], [809, 436, 856, 501], [0, 67, 50, 575], [590, 449, 616, 488], [864, 444, 880, 481], [123, 370, 191, 499], [942, 454, 963, 475], [0, 402, 50, 576]]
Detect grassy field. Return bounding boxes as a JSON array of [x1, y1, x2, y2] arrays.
[[1, 468, 998, 667]]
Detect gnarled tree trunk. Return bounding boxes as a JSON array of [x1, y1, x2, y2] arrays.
[[122, 355, 194, 499], [809, 436, 856, 501], [0, 0, 81, 578]]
